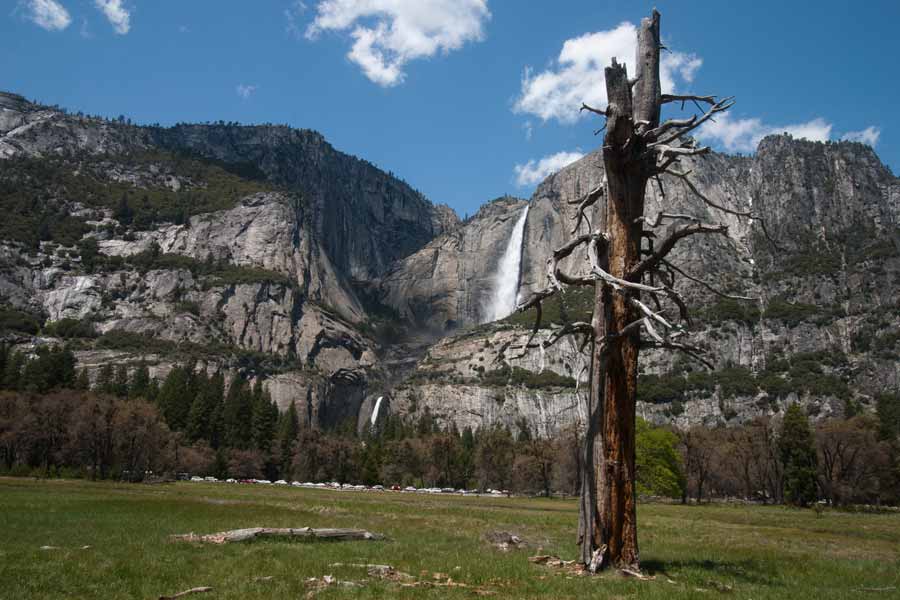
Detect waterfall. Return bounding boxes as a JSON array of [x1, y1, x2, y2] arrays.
[[370, 396, 384, 427], [485, 206, 529, 322]]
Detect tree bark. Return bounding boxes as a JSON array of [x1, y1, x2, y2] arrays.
[[583, 10, 661, 572]]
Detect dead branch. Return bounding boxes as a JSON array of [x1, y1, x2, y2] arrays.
[[660, 94, 716, 105], [159, 588, 213, 600], [580, 103, 609, 117], [170, 527, 384, 544], [569, 185, 605, 234], [636, 212, 703, 228], [644, 116, 696, 141], [665, 168, 785, 251], [648, 97, 735, 148], [653, 144, 711, 159], [641, 340, 714, 369], [629, 222, 729, 281], [660, 259, 757, 301], [665, 169, 751, 217]]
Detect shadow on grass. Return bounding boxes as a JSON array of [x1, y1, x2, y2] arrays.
[[641, 558, 780, 587]]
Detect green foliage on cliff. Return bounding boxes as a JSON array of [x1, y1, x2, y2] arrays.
[[0, 150, 274, 250], [701, 298, 761, 325], [638, 349, 851, 404], [112, 245, 295, 288], [501, 286, 593, 329], [0, 306, 44, 335]]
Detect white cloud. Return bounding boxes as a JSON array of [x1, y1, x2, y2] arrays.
[[94, 0, 130, 35], [698, 114, 833, 153], [236, 84, 258, 99], [305, 0, 491, 87], [24, 0, 71, 31], [513, 22, 702, 124], [523, 120, 533, 141], [513, 151, 584, 187], [841, 126, 880, 147]]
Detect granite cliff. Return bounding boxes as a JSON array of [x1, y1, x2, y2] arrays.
[[2, 90, 898, 436]]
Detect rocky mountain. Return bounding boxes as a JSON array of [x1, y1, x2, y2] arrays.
[[1, 89, 898, 437], [393, 138, 900, 434]]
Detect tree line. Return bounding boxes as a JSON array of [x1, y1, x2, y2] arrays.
[[0, 343, 898, 505]]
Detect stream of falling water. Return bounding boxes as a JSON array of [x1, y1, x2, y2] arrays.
[[485, 206, 529, 322]]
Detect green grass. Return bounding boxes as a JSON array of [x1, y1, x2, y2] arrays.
[[2, 478, 899, 599]]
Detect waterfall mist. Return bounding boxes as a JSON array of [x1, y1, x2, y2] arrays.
[[484, 206, 529, 322]]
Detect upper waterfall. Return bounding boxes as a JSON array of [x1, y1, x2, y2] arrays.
[[485, 206, 530, 322]]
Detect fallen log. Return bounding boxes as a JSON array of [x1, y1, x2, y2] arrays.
[[159, 587, 212, 600], [170, 527, 384, 544]]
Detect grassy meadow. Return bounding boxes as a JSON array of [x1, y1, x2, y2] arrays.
[[1, 477, 898, 599]]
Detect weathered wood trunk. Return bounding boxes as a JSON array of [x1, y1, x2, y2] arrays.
[[581, 10, 661, 572]]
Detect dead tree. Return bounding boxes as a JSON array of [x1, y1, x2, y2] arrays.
[[502, 10, 759, 572]]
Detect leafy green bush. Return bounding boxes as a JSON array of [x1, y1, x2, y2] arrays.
[[702, 298, 761, 325], [0, 307, 44, 335], [43, 318, 98, 339], [763, 298, 823, 326]]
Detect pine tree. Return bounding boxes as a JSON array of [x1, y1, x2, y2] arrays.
[[2, 350, 23, 390], [113, 365, 129, 398], [251, 381, 277, 453], [779, 404, 819, 507], [129, 365, 151, 399], [276, 402, 300, 479], [95, 364, 115, 395], [223, 376, 253, 449], [157, 365, 193, 431], [74, 367, 91, 391]]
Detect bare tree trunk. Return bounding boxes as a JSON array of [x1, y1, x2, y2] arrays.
[[588, 10, 661, 572], [512, 6, 739, 575]]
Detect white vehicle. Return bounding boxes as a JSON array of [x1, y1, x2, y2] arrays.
[[291, 481, 302, 487], [204, 476, 218, 482], [225, 478, 237, 484], [257, 479, 272, 485], [371, 485, 384, 491], [404, 486, 417, 493], [273, 480, 288, 485], [190, 476, 204, 482]]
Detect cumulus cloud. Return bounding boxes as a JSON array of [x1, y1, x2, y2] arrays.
[[513, 151, 584, 187], [94, 0, 130, 35], [698, 114, 833, 153], [305, 0, 491, 87], [236, 84, 258, 99], [24, 0, 71, 31], [513, 22, 702, 124], [841, 126, 880, 147]]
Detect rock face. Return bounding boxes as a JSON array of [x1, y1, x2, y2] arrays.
[[0, 91, 449, 425], [377, 196, 529, 332], [2, 89, 899, 435], [385, 138, 900, 432], [147, 123, 459, 281]]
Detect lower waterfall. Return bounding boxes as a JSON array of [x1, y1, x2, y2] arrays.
[[370, 396, 384, 427], [485, 205, 530, 322]]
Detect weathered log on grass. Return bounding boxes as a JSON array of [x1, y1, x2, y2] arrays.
[[158, 587, 213, 600], [170, 527, 384, 544]]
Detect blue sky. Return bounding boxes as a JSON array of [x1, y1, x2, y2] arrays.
[[4, 1, 897, 217]]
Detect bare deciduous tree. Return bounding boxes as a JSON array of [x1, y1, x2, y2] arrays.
[[500, 10, 761, 572]]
